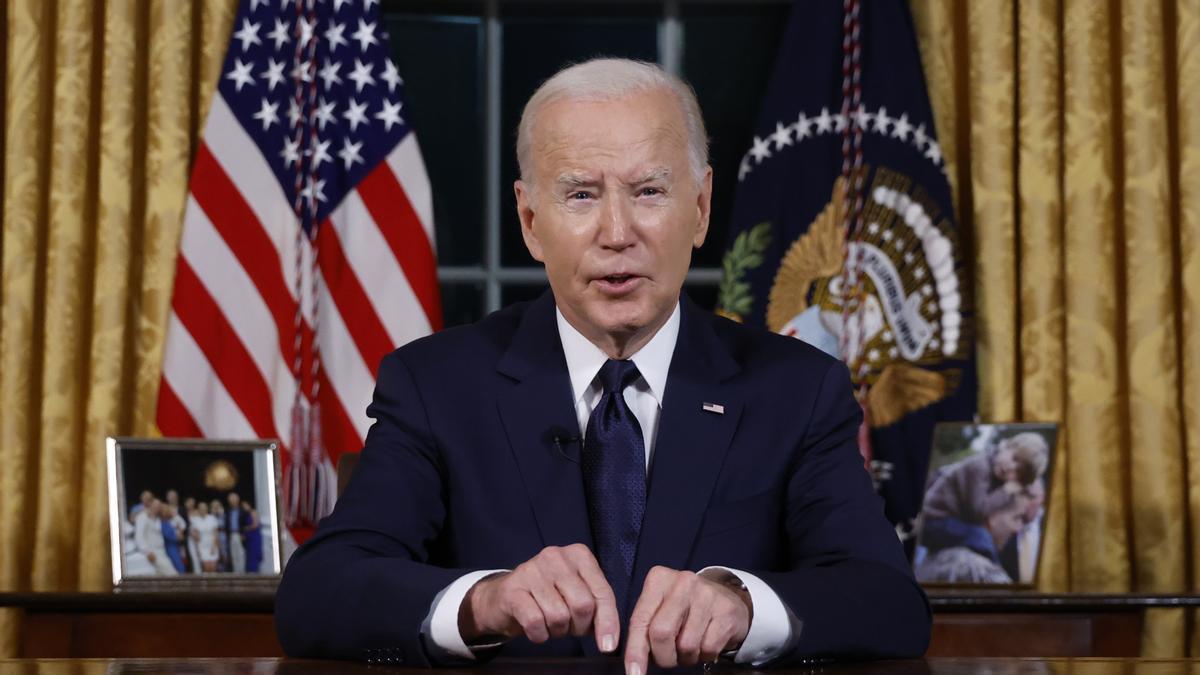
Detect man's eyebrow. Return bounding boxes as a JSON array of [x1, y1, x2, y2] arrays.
[[555, 172, 597, 187], [629, 167, 672, 184]]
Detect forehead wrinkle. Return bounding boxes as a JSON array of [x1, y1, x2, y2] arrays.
[[532, 111, 691, 187]]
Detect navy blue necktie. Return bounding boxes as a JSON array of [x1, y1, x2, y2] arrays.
[[581, 359, 647, 615]]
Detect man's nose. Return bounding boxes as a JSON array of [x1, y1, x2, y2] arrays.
[[597, 195, 634, 249]]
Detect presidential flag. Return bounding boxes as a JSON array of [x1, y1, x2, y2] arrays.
[[716, 0, 977, 545], [157, 0, 440, 541]]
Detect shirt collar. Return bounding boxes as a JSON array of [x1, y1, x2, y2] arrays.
[[555, 302, 681, 407]]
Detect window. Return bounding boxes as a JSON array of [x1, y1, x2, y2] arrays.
[[383, 0, 790, 326]]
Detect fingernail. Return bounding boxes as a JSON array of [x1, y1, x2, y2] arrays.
[[627, 663, 641, 675], [601, 634, 615, 652]]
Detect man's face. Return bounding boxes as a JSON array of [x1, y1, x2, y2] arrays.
[[515, 88, 712, 351], [986, 503, 1027, 550], [228, 493, 240, 508]]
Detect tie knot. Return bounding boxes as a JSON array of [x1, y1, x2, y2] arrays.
[[597, 359, 641, 395]]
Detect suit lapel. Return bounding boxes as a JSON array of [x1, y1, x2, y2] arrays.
[[495, 292, 595, 553], [632, 298, 742, 596]]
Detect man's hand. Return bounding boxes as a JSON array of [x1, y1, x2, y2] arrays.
[[459, 544, 620, 653], [624, 567, 752, 674]]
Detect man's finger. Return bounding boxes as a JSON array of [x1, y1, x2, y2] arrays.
[[646, 575, 693, 668], [698, 617, 730, 664], [699, 612, 738, 663], [624, 568, 670, 675], [564, 545, 619, 652], [508, 590, 551, 643], [552, 572, 598, 637], [527, 574, 573, 639], [675, 589, 714, 667]]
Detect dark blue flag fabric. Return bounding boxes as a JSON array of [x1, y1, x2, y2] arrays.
[[716, 0, 977, 548]]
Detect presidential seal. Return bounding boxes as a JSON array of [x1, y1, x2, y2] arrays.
[[768, 167, 967, 428]]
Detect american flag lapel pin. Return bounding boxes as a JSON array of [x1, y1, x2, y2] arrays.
[[702, 402, 725, 415]]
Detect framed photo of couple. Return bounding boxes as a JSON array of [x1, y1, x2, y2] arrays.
[[913, 422, 1059, 587], [106, 437, 285, 590]]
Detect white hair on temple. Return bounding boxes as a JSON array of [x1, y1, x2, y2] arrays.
[[516, 58, 710, 184]]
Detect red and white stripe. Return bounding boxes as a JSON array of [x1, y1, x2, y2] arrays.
[[158, 94, 440, 541]]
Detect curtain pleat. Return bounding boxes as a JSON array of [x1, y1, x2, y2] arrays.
[[33, 0, 99, 594], [0, 0, 52, 655], [1117, 0, 1186, 611], [1061, 0, 1129, 593], [1015, 0, 1068, 593], [1174, 0, 1200, 654], [77, 0, 143, 595], [966, 0, 1019, 425]]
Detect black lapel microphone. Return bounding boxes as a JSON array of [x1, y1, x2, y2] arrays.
[[545, 426, 582, 463]]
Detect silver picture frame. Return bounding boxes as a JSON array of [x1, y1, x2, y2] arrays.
[[106, 437, 284, 591], [913, 422, 1059, 588]]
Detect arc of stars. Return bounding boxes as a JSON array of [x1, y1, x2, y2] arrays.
[[736, 103, 946, 183]]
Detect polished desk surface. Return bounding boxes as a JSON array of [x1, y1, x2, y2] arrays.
[[0, 659, 1198, 674]]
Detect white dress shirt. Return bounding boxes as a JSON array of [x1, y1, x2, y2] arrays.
[[423, 303, 796, 665]]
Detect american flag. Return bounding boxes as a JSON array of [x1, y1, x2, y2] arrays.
[[157, 0, 440, 540]]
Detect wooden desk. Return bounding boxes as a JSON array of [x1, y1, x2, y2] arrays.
[[3, 591, 1198, 659], [924, 590, 1200, 657], [0, 657, 1197, 674], [1, 592, 281, 658]]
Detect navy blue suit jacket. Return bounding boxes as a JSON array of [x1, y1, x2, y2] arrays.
[[275, 292, 930, 665]]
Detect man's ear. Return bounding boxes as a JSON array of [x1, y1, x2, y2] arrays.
[[515, 180, 545, 262], [692, 166, 714, 248]]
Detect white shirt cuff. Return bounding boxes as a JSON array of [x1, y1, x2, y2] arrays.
[[698, 566, 797, 666], [422, 569, 509, 662]]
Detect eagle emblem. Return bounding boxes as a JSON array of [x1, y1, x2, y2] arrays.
[[766, 168, 968, 428]]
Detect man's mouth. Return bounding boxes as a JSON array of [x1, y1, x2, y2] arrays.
[[594, 274, 643, 295]]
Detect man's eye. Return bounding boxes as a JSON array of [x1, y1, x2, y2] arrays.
[[639, 187, 663, 197], [568, 191, 593, 201]]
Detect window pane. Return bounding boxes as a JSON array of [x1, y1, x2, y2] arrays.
[[682, 3, 790, 268], [499, 10, 660, 267], [439, 281, 487, 327], [384, 14, 486, 266]]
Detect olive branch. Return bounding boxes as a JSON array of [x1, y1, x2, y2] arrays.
[[716, 222, 772, 319]]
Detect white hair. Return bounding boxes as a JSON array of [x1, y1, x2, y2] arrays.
[[516, 58, 709, 185]]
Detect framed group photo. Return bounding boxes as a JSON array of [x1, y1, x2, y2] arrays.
[[913, 422, 1059, 587], [106, 437, 284, 590]]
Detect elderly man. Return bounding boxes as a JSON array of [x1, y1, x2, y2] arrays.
[[276, 58, 929, 670]]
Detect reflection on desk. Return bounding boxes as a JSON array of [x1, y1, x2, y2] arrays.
[[0, 659, 1196, 674]]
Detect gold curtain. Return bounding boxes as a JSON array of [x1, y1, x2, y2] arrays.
[[0, 0, 237, 656], [911, 0, 1200, 656]]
